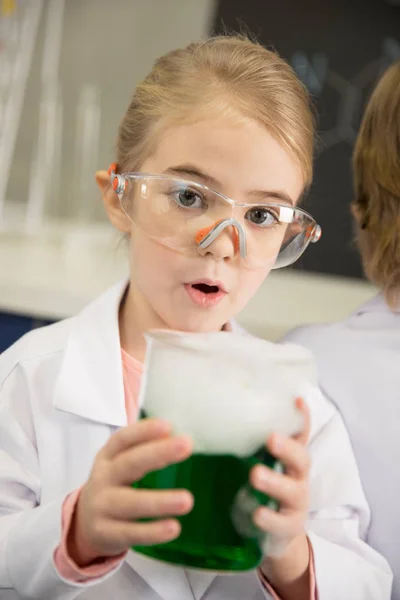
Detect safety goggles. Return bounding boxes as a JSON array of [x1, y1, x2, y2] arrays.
[[109, 164, 321, 269]]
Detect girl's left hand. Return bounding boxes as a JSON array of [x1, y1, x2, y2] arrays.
[[250, 397, 311, 556]]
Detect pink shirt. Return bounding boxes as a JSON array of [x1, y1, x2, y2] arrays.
[[53, 349, 316, 598]]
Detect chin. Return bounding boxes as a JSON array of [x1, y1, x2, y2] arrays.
[[165, 309, 230, 334]]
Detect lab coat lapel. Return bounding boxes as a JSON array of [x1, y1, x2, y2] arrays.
[[53, 280, 128, 427], [185, 569, 216, 599]]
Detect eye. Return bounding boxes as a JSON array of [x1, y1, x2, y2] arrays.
[[172, 186, 204, 209], [245, 207, 278, 227]]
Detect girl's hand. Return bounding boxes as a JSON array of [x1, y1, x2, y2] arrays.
[[250, 398, 312, 599], [67, 419, 194, 567], [250, 398, 312, 600], [250, 397, 311, 554]]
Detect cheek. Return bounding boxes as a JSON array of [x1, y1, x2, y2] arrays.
[[129, 231, 181, 289], [234, 267, 270, 306]]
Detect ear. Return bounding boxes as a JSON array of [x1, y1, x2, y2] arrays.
[[351, 201, 362, 223], [95, 170, 131, 234]]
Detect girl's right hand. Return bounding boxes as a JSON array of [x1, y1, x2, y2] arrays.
[[67, 419, 194, 567]]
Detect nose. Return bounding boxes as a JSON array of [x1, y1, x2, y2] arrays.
[[196, 219, 246, 261]]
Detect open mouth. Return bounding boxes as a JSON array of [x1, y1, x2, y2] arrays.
[[184, 280, 226, 307], [191, 283, 220, 294]]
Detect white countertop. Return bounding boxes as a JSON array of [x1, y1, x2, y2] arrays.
[[0, 222, 377, 340]]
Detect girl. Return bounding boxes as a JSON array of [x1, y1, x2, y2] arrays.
[[285, 60, 400, 599], [0, 35, 392, 600]]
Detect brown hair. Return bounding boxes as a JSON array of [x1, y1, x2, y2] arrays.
[[353, 60, 400, 308], [116, 34, 315, 189]]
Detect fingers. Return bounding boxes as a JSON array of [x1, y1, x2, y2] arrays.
[[253, 505, 303, 539], [249, 398, 311, 513], [250, 464, 309, 510], [98, 487, 194, 520], [110, 435, 193, 485], [101, 419, 172, 460], [266, 432, 310, 480], [260, 397, 310, 480], [99, 518, 182, 549]]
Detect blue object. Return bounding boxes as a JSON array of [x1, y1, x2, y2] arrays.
[[0, 313, 54, 353]]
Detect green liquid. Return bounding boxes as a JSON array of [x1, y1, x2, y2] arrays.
[[132, 448, 280, 572]]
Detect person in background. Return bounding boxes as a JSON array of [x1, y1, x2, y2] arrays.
[[0, 35, 392, 600], [284, 60, 400, 599]]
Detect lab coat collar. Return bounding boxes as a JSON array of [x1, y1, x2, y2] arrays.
[[353, 292, 400, 316], [53, 279, 128, 426]]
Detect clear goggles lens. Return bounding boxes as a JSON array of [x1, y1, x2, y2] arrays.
[[111, 171, 321, 269]]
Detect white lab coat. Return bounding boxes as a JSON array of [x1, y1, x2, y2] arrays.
[[0, 281, 392, 600], [284, 293, 400, 600]]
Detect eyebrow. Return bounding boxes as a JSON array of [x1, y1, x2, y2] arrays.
[[164, 165, 220, 187], [247, 188, 295, 206], [163, 163, 295, 206]]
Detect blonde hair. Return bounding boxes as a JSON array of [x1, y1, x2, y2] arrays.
[[116, 35, 315, 189], [353, 60, 400, 308]]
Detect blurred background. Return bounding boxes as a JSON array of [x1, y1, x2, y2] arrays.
[[0, 0, 399, 350]]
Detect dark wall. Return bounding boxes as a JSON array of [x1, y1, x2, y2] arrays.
[[213, 0, 400, 278]]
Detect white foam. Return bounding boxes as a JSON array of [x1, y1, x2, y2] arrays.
[[139, 330, 317, 457]]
